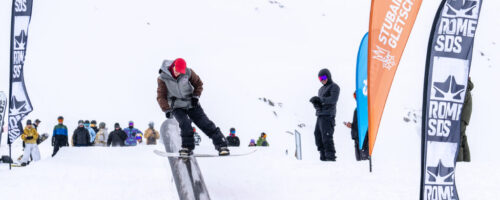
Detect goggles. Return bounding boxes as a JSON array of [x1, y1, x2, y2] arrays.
[[318, 75, 328, 81]]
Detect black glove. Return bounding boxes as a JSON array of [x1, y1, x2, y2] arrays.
[[191, 97, 199, 107], [52, 137, 56, 146], [26, 136, 34, 140], [310, 96, 321, 104], [165, 109, 174, 119]]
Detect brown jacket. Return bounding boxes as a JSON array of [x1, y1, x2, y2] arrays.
[[144, 128, 160, 145], [157, 67, 203, 112]]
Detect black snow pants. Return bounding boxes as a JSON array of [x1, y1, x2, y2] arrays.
[[173, 105, 227, 150], [314, 115, 336, 160], [52, 135, 68, 157]]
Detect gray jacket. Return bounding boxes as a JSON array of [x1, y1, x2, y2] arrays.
[[157, 60, 204, 111]]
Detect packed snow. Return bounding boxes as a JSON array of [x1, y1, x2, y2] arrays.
[[1, 0, 499, 199]]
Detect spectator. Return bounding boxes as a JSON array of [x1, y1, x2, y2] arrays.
[[343, 92, 369, 161], [123, 121, 142, 146], [72, 120, 91, 146], [248, 139, 257, 147], [458, 77, 473, 162], [84, 120, 96, 145], [20, 120, 40, 166], [90, 120, 99, 135], [108, 123, 127, 147], [52, 116, 69, 157], [226, 127, 240, 147], [256, 132, 269, 146], [144, 122, 160, 145], [94, 122, 108, 146], [309, 68, 339, 161]]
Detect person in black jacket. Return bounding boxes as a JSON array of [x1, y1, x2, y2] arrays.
[[107, 123, 128, 147], [343, 92, 369, 161], [226, 127, 240, 147], [72, 120, 91, 146], [310, 68, 340, 161]]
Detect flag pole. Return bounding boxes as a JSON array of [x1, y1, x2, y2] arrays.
[[9, 144, 11, 170], [369, 156, 372, 172]]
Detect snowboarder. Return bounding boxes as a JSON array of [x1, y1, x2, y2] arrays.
[[72, 120, 91, 146], [94, 122, 108, 146], [144, 122, 160, 145], [256, 132, 269, 146], [52, 116, 69, 157], [20, 120, 40, 166], [458, 77, 473, 162], [309, 68, 339, 161], [107, 123, 128, 147], [343, 92, 369, 161], [90, 120, 99, 135], [226, 127, 240, 147], [123, 121, 142, 146], [156, 58, 229, 156], [248, 139, 257, 147]]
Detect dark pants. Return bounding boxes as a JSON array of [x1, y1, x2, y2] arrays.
[[173, 106, 227, 150], [52, 135, 68, 157], [354, 134, 369, 161], [314, 115, 336, 160]]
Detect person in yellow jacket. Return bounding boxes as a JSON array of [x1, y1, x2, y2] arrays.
[[20, 120, 41, 166], [144, 122, 160, 145]]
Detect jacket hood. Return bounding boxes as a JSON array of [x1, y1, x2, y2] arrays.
[[159, 59, 174, 76], [318, 68, 332, 85]]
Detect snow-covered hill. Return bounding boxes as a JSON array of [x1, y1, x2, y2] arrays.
[[1, 0, 499, 199]]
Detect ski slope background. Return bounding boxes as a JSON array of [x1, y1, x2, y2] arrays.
[[0, 0, 499, 199]]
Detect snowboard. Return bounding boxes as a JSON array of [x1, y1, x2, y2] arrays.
[[154, 149, 257, 158]]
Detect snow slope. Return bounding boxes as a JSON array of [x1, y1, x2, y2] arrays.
[[0, 145, 178, 200], [1, 0, 499, 199]]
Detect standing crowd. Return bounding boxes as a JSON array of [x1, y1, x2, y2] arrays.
[[18, 117, 161, 166]]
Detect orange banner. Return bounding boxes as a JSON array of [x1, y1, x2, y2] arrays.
[[368, 0, 422, 155]]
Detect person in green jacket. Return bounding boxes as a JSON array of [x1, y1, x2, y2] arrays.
[[458, 77, 473, 162], [256, 132, 269, 146]]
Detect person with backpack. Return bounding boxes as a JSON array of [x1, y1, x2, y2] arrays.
[[94, 122, 108, 146], [156, 58, 229, 156], [123, 121, 142, 146], [144, 122, 160, 145], [72, 120, 91, 146], [52, 116, 69, 157], [108, 123, 128, 147], [20, 120, 40, 166], [226, 127, 240, 147]]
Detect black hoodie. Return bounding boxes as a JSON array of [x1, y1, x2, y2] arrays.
[[316, 68, 340, 116]]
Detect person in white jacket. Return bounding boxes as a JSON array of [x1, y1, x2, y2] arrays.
[[94, 122, 108, 146]]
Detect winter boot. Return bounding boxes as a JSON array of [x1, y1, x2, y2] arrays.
[[218, 146, 230, 156], [179, 148, 193, 156], [320, 151, 326, 161]]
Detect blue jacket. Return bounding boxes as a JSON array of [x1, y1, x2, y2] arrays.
[[84, 124, 96, 143], [123, 127, 142, 146], [53, 124, 68, 136]]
